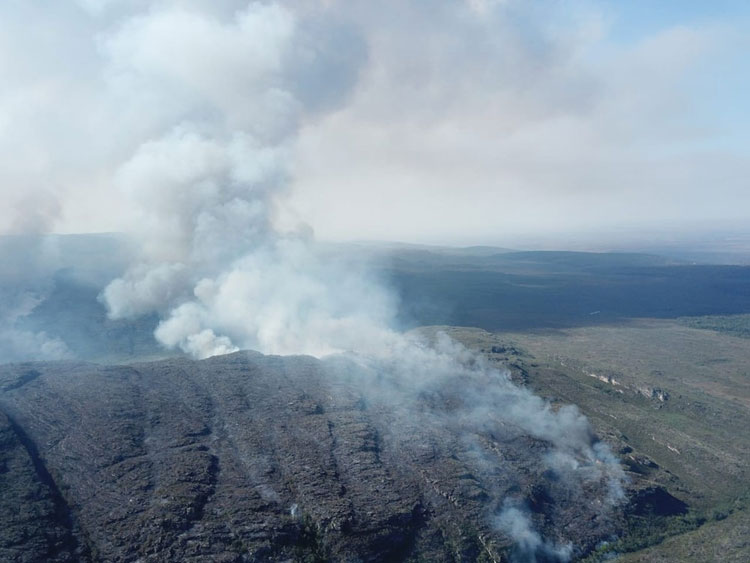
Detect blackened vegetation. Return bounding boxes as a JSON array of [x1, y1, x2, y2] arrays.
[[0, 411, 89, 562], [627, 487, 688, 518], [1, 352, 624, 562], [1, 369, 42, 392]]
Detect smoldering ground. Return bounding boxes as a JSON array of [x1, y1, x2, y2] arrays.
[[321, 332, 625, 560]]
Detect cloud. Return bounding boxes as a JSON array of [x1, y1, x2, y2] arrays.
[[2, 1, 747, 242], [101, 2, 299, 140], [288, 1, 750, 244]]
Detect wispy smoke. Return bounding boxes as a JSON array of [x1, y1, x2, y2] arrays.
[[0, 325, 73, 363], [496, 499, 573, 563], [0, 238, 74, 362], [325, 331, 625, 556]]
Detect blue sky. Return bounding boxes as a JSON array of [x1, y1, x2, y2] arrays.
[[576, 0, 750, 152], [604, 0, 750, 41]]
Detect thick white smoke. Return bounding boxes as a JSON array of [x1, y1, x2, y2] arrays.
[[98, 1, 386, 358]]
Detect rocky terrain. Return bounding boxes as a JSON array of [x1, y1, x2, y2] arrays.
[[0, 351, 646, 562]]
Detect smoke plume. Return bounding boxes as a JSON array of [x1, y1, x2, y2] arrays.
[[2, 2, 627, 557], [93, 3, 626, 555], [97, 2, 383, 358]]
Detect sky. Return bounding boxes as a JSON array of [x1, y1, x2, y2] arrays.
[[1, 0, 748, 246]]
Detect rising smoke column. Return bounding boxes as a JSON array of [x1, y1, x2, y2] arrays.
[[91, 2, 625, 558], [100, 1, 384, 358]]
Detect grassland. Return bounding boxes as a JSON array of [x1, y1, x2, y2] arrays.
[[389, 251, 750, 332], [614, 508, 750, 562], [426, 320, 750, 561], [678, 313, 750, 339]]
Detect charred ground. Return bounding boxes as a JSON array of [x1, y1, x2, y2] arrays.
[[1, 352, 626, 562]]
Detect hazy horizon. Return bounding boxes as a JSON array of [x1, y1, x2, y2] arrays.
[[8, 223, 750, 255]]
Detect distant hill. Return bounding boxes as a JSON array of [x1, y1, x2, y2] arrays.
[[3, 235, 750, 361], [387, 252, 750, 331]]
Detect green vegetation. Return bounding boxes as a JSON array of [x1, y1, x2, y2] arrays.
[[583, 492, 750, 562], [582, 511, 708, 562], [613, 506, 750, 562], [678, 314, 750, 339], [431, 321, 750, 561], [390, 252, 750, 332]]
